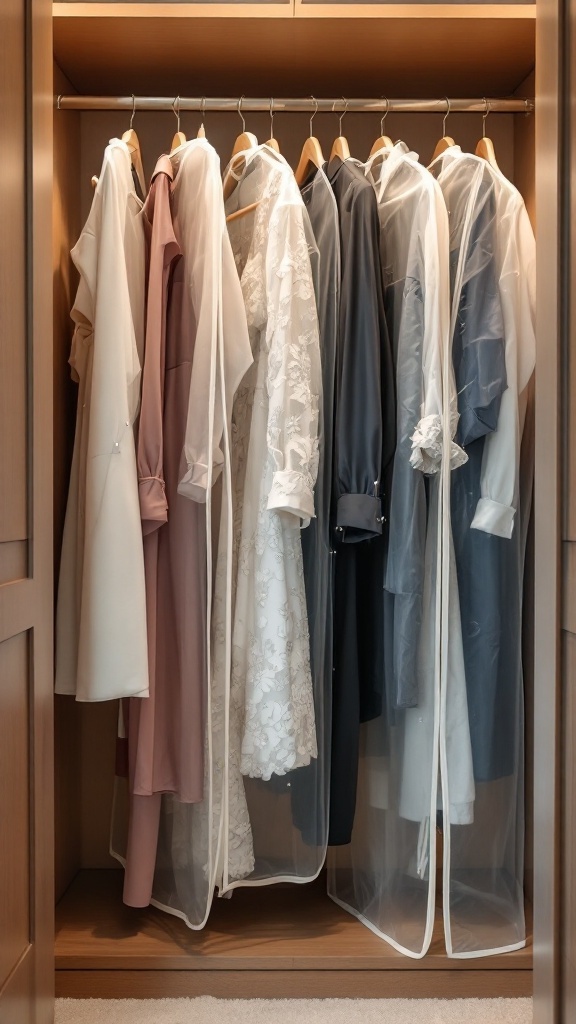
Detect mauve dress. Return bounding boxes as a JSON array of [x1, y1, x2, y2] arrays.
[[123, 155, 208, 907]]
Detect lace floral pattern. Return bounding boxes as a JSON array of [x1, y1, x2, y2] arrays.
[[211, 150, 321, 881]]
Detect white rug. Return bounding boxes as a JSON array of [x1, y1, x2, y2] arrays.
[[55, 997, 533, 1024]]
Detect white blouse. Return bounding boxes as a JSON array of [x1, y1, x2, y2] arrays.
[[55, 140, 148, 701]]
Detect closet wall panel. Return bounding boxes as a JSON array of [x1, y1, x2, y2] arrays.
[[0, 0, 54, 1017], [560, 2, 576, 1012], [0, 0, 27, 554], [53, 62, 83, 901], [55, 109, 531, 882], [0, 632, 30, 989]]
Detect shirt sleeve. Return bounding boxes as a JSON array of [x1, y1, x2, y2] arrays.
[[334, 184, 386, 542], [177, 150, 228, 503], [471, 199, 536, 539], [138, 172, 181, 535], [452, 189, 508, 452], [409, 184, 467, 474], [264, 200, 321, 527]]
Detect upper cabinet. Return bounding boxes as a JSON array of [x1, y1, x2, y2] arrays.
[[53, 4, 536, 96]]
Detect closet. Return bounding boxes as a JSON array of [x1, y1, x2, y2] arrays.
[[0, 0, 572, 1021]]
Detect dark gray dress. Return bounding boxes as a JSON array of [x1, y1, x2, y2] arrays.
[[327, 157, 396, 846]]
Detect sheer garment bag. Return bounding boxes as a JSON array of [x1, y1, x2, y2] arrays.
[[111, 139, 253, 928], [430, 148, 535, 957], [216, 147, 327, 894], [329, 144, 456, 958]]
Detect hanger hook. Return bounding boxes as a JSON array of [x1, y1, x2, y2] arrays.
[[130, 94, 136, 130], [309, 96, 319, 137], [339, 96, 348, 135], [442, 96, 451, 137], [482, 97, 491, 138], [269, 97, 275, 140], [200, 95, 206, 129], [237, 96, 246, 133], [172, 96, 181, 134], [380, 97, 390, 136]]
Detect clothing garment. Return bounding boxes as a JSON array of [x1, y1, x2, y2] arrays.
[[121, 140, 253, 909], [210, 145, 321, 883], [431, 148, 536, 783], [430, 147, 534, 958], [290, 165, 341, 845], [327, 156, 396, 847], [56, 138, 148, 702], [364, 142, 466, 711]]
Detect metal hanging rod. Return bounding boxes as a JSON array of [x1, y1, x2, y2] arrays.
[[56, 95, 534, 114]]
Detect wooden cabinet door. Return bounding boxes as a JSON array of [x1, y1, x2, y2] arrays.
[[0, 0, 54, 1022]]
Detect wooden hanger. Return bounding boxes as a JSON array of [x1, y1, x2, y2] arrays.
[[475, 99, 500, 172], [369, 99, 394, 157], [122, 95, 146, 196], [432, 98, 456, 161], [266, 97, 280, 153], [330, 98, 351, 163], [223, 97, 258, 203], [295, 97, 324, 187], [170, 96, 187, 153]]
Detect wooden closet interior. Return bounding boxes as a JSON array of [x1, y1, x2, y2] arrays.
[[51, 0, 537, 1002]]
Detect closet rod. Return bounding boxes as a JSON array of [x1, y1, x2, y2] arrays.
[[56, 96, 534, 114]]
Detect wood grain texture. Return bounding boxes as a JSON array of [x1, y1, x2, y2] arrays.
[[55, 968, 533, 1000], [52, 13, 535, 96], [0, 542, 28, 587], [53, 2, 535, 17], [55, 871, 533, 973], [53, 61, 83, 905], [0, 633, 30, 989], [533, 0, 563, 1019], [0, 0, 54, 1019], [0, 0, 27, 547], [514, 69, 536, 224], [561, 632, 576, 1023], [562, 542, 576, 635], [29, 0, 56, 1019]]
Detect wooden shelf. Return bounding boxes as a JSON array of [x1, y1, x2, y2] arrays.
[[53, 3, 536, 17], [53, 7, 535, 96], [55, 870, 533, 998]]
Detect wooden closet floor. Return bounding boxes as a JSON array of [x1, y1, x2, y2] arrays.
[[55, 870, 532, 999]]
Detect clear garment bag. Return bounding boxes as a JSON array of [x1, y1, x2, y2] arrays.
[[430, 149, 535, 957], [328, 144, 452, 957]]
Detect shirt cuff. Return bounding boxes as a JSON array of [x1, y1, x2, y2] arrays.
[[177, 456, 223, 503], [139, 476, 168, 536], [410, 414, 468, 474], [267, 469, 315, 525], [471, 497, 516, 539], [336, 493, 382, 542]]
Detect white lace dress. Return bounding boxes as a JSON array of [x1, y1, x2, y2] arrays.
[[215, 146, 321, 882]]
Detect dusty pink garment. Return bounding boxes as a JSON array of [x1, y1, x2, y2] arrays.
[[122, 157, 207, 908]]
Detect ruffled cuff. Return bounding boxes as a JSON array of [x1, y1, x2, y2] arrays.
[[471, 497, 516, 539], [139, 476, 168, 536], [177, 452, 223, 504], [410, 414, 468, 474], [267, 469, 315, 525]]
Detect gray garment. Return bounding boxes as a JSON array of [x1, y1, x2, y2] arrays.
[[366, 146, 450, 708], [289, 167, 340, 844], [326, 157, 395, 847], [432, 156, 518, 782]]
